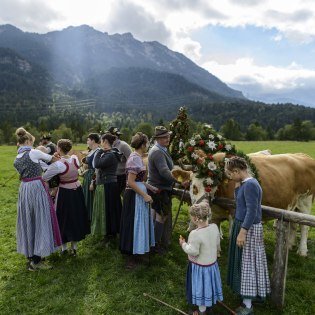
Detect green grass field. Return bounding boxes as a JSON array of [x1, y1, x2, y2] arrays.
[[0, 142, 314, 314]]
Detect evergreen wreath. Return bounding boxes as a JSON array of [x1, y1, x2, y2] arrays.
[[185, 124, 259, 192]]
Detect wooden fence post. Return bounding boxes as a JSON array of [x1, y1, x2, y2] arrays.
[[271, 220, 290, 308]]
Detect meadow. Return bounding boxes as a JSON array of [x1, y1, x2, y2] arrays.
[[0, 142, 314, 315]]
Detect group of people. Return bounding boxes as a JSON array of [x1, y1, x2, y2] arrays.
[[14, 125, 270, 315]]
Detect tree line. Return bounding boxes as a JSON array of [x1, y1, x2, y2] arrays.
[[1, 111, 314, 145]]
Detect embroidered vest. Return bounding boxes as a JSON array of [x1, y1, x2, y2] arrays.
[[14, 151, 42, 179], [59, 157, 81, 189]]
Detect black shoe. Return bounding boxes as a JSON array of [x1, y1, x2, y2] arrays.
[[125, 256, 137, 270], [70, 249, 77, 257], [60, 249, 68, 256], [152, 243, 166, 255]]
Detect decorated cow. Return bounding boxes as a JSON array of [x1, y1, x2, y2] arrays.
[[172, 124, 315, 256]]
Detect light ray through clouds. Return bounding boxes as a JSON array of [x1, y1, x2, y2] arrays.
[[1, 0, 315, 106]]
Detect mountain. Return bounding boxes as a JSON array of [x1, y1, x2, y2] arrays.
[[0, 47, 53, 122], [0, 47, 51, 96], [0, 24, 244, 100], [231, 83, 315, 108], [83, 67, 232, 111], [1, 24, 315, 132]]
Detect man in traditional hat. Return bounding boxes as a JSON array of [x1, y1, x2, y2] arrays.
[[147, 126, 189, 253], [108, 126, 132, 195], [40, 134, 57, 156]]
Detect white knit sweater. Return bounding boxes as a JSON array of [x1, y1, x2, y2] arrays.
[[181, 224, 220, 266]]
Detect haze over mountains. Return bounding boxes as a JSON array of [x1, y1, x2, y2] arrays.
[[0, 24, 244, 105], [1, 24, 315, 129]]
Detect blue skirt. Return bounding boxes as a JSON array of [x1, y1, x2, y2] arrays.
[[120, 183, 155, 255], [186, 261, 223, 307], [133, 182, 155, 254]]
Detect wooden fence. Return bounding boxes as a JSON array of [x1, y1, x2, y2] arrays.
[[172, 188, 315, 308]]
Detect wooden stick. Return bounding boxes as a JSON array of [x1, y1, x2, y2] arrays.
[[172, 187, 187, 232], [0, 173, 17, 187], [143, 293, 189, 315], [217, 300, 236, 315]]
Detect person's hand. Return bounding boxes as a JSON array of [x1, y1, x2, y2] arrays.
[[50, 188, 57, 197], [152, 186, 160, 193], [236, 228, 247, 247], [51, 155, 60, 163], [179, 235, 186, 246], [143, 194, 153, 203], [181, 180, 190, 189]]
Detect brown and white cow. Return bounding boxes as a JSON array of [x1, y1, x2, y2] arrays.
[[173, 152, 315, 256]]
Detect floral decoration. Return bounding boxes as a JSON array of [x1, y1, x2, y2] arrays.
[[185, 124, 259, 192]]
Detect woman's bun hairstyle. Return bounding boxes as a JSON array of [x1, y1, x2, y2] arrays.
[[15, 127, 34, 144], [131, 132, 148, 149]]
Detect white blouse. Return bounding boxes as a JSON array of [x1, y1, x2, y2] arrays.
[[43, 156, 80, 181], [16, 149, 52, 164]]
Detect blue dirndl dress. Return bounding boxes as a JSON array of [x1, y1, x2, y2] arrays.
[[186, 261, 223, 307]]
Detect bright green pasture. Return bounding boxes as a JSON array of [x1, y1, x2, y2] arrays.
[[0, 143, 314, 314], [232, 141, 315, 158]]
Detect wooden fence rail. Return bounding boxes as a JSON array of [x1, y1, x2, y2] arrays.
[[171, 188, 315, 308]]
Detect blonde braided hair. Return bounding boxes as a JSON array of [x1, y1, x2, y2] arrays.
[[189, 202, 211, 222]]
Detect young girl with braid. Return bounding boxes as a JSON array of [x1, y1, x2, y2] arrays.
[[225, 156, 270, 315], [179, 203, 223, 315]]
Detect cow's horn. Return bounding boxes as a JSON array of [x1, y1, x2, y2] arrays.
[[178, 159, 193, 171]]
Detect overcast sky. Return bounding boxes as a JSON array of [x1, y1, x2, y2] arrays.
[[1, 0, 315, 101]]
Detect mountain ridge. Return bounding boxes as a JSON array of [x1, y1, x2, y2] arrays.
[[0, 24, 244, 99]]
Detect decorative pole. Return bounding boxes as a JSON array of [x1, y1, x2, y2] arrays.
[[169, 106, 189, 164]]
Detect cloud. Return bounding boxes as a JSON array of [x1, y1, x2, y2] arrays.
[[228, 0, 262, 6], [101, 1, 171, 44], [0, 0, 62, 33], [172, 36, 202, 62], [202, 58, 315, 92], [265, 9, 313, 23]]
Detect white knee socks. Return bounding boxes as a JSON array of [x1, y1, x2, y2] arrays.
[[71, 241, 78, 250], [199, 305, 206, 312], [243, 299, 252, 309]]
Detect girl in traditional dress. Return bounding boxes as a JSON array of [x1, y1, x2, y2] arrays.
[[225, 156, 270, 315], [91, 133, 122, 243], [119, 132, 155, 268], [14, 127, 61, 271], [43, 139, 90, 256], [179, 203, 223, 315], [82, 133, 100, 222]]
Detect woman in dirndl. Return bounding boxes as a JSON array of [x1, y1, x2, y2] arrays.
[[82, 133, 100, 222], [43, 139, 90, 257], [91, 133, 122, 243], [179, 203, 223, 315], [13, 127, 61, 271], [225, 156, 270, 315], [119, 132, 155, 268]]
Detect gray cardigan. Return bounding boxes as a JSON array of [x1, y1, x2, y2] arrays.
[[113, 139, 132, 176], [147, 144, 175, 191]]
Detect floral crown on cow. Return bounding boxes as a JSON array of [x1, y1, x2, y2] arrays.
[[185, 124, 259, 193]]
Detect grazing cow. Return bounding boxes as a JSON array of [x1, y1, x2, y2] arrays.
[[173, 152, 315, 256]]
